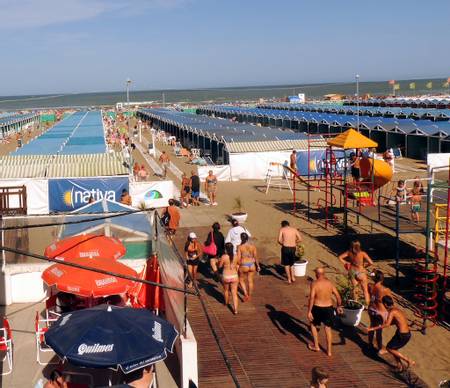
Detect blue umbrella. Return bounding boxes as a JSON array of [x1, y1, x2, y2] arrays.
[[45, 304, 178, 373]]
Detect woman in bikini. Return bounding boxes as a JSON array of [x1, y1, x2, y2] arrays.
[[338, 240, 374, 305], [368, 270, 391, 354], [218, 242, 239, 314], [205, 170, 218, 206], [237, 233, 259, 302], [184, 232, 202, 287]]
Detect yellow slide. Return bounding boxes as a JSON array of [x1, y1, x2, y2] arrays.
[[359, 158, 393, 189]]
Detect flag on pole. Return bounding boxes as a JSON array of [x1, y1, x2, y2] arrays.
[[426, 81, 433, 89], [394, 83, 400, 91], [409, 82, 416, 90], [388, 80, 395, 85]]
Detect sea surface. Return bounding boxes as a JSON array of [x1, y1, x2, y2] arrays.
[[1, 78, 448, 110]]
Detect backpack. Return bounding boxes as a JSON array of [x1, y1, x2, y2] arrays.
[[161, 209, 171, 226]]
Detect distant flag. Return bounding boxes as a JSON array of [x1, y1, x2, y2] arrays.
[[388, 80, 396, 85], [409, 82, 416, 90], [394, 83, 400, 91], [426, 81, 433, 89]]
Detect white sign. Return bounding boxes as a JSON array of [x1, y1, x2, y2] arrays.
[[78, 343, 114, 355], [130, 180, 175, 208]]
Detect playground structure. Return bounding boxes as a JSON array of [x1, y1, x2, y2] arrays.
[[277, 128, 450, 329]]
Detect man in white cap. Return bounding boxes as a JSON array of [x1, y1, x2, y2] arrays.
[[225, 219, 251, 254]]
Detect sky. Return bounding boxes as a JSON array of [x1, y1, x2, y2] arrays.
[[0, 0, 449, 95]]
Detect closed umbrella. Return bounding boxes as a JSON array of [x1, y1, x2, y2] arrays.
[[45, 234, 126, 261], [45, 305, 178, 373], [42, 258, 137, 297]]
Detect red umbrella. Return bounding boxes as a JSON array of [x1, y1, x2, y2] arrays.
[[42, 258, 137, 298], [45, 234, 126, 261]]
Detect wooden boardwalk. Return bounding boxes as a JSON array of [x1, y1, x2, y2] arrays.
[[173, 227, 426, 388]]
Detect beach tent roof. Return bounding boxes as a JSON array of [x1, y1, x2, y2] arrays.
[[327, 128, 378, 149], [60, 199, 151, 238]]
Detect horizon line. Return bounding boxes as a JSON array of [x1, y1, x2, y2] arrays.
[[1, 76, 449, 99]]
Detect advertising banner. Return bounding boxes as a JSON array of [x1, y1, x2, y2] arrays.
[[129, 180, 175, 209], [49, 177, 129, 212], [296, 149, 348, 176]]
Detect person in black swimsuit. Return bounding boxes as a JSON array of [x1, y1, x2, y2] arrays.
[[184, 232, 202, 287], [366, 295, 415, 371]]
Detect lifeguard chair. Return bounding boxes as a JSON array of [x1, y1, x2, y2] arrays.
[[265, 162, 292, 194]]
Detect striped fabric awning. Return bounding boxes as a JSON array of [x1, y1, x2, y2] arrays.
[[0, 152, 129, 179], [225, 139, 327, 153]]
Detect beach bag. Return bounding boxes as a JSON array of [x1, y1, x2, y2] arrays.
[[203, 232, 217, 256]]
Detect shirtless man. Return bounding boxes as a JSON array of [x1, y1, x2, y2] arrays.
[[307, 267, 342, 356], [158, 151, 170, 178], [366, 295, 415, 371], [278, 220, 302, 283], [338, 240, 374, 305], [290, 150, 297, 178]]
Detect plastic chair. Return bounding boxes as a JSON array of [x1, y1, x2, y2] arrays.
[[0, 317, 13, 375], [35, 312, 58, 365]]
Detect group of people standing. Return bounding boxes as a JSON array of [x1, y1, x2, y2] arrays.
[[306, 239, 415, 372], [180, 170, 218, 207], [184, 219, 257, 314]]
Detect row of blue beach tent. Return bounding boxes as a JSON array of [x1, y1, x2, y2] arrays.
[[197, 105, 450, 160], [257, 102, 450, 122], [13, 111, 106, 156], [344, 97, 450, 109], [0, 113, 39, 138]]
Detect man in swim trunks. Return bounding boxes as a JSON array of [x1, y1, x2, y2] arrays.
[[307, 267, 342, 356], [190, 170, 200, 206], [366, 295, 415, 372], [290, 150, 297, 178], [308, 267, 342, 356], [278, 220, 302, 284]]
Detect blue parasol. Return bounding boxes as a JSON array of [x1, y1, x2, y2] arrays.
[[45, 304, 178, 373]]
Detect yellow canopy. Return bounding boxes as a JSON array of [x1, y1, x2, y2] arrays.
[[327, 128, 378, 149]]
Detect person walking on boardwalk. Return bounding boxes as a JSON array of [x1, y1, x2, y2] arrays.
[[163, 199, 180, 235], [225, 219, 251, 254], [237, 232, 259, 302], [158, 150, 170, 178], [366, 295, 415, 372], [218, 242, 239, 314], [307, 267, 342, 356], [368, 270, 392, 355], [204, 222, 225, 281], [338, 240, 374, 305], [184, 232, 203, 287], [278, 220, 302, 284]]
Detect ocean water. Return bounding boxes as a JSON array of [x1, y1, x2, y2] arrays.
[[0, 78, 448, 110]]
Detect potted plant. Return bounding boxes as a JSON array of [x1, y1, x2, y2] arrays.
[[335, 275, 364, 326], [231, 196, 248, 223], [293, 242, 308, 277]]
